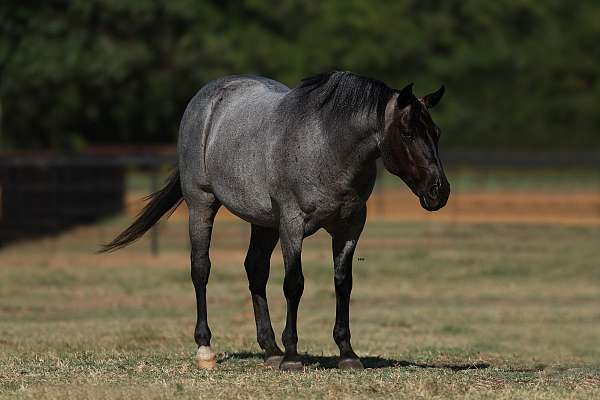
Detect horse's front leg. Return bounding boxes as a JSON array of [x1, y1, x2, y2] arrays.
[[278, 217, 305, 371], [329, 206, 366, 369]]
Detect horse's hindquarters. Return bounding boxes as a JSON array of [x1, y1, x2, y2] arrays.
[[202, 82, 285, 227]]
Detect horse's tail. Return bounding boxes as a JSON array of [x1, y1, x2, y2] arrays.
[[99, 169, 183, 253]]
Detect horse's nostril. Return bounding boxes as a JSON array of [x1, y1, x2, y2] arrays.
[[429, 183, 439, 198]]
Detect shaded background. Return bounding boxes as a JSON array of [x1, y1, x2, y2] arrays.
[[2, 0, 600, 150], [1, 2, 599, 398], [2, 0, 599, 242]]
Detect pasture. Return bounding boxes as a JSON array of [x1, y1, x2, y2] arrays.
[[1, 169, 599, 399]]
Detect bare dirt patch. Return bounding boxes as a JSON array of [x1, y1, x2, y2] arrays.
[[127, 189, 600, 226]]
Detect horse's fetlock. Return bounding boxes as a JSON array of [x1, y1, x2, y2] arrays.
[[333, 326, 350, 343]]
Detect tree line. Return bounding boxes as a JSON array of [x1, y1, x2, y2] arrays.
[[1, 0, 598, 150]]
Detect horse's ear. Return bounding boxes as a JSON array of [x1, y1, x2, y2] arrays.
[[396, 83, 414, 109], [422, 85, 445, 109]]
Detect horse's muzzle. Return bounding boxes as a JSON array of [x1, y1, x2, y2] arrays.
[[419, 179, 450, 211]]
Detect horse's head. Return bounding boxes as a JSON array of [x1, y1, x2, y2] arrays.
[[380, 84, 450, 211]]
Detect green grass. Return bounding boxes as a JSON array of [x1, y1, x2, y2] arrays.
[[1, 218, 599, 399]]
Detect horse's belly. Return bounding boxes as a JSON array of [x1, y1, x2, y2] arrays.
[[211, 181, 276, 227], [206, 142, 276, 227]]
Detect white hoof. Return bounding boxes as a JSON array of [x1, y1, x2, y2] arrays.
[[195, 346, 217, 369]]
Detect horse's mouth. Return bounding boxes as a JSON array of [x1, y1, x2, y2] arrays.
[[419, 190, 449, 212]]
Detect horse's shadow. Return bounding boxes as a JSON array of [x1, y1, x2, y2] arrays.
[[220, 351, 491, 371]]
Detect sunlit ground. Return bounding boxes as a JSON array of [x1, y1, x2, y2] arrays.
[[1, 169, 599, 399]]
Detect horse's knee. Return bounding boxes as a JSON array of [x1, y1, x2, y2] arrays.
[[334, 284, 351, 299]]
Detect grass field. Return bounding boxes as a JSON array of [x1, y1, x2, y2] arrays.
[[2, 219, 599, 398], [1, 170, 600, 399]]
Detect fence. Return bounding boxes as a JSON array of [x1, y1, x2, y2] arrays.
[[0, 155, 129, 246], [1, 149, 599, 251]]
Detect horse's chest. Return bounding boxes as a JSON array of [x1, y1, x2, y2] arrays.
[[294, 167, 376, 228], [296, 186, 370, 232]]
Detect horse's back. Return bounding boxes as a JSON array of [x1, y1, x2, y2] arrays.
[[178, 75, 289, 226]]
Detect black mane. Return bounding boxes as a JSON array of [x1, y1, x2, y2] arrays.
[[295, 71, 396, 130]]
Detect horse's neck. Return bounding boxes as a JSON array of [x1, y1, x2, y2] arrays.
[[323, 119, 380, 185], [324, 112, 381, 161]]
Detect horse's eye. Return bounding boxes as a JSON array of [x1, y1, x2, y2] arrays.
[[401, 132, 415, 141]]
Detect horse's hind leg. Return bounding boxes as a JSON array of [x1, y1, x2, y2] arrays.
[[244, 224, 284, 367], [188, 193, 221, 369]]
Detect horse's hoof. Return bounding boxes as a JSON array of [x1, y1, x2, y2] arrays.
[[264, 355, 284, 368], [195, 346, 217, 370], [338, 358, 364, 370], [196, 357, 217, 369], [279, 359, 303, 371]]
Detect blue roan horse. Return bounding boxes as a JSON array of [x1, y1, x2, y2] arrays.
[[103, 71, 449, 370]]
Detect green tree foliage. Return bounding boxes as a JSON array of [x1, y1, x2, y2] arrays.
[[1, 0, 599, 150]]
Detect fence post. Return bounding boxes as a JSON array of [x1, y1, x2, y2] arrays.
[[150, 169, 159, 255]]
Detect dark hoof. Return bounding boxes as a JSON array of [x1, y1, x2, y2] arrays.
[[279, 359, 303, 371], [338, 358, 364, 370], [264, 355, 284, 368]]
